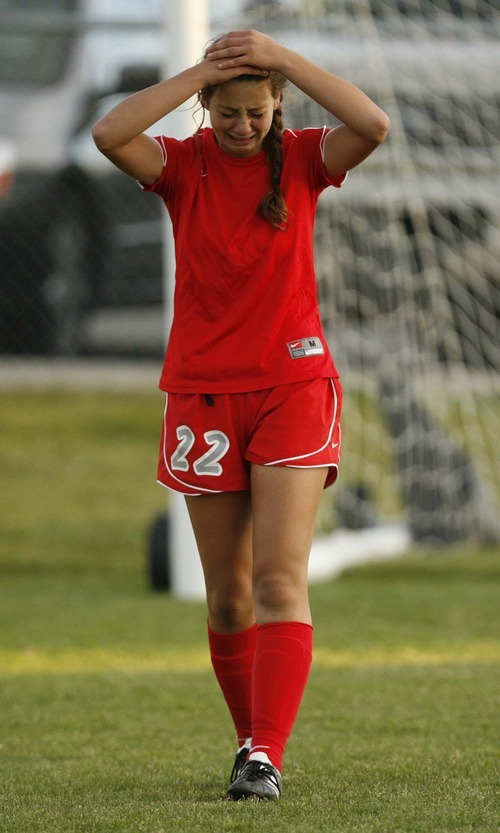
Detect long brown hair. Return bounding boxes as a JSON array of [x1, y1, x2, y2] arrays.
[[197, 72, 290, 230]]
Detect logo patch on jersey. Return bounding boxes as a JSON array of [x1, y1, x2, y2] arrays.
[[287, 337, 325, 359]]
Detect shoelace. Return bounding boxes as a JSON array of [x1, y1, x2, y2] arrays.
[[238, 760, 281, 792], [230, 747, 249, 783]]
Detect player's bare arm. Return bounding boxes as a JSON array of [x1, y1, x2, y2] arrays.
[[92, 57, 268, 184], [206, 29, 390, 178]]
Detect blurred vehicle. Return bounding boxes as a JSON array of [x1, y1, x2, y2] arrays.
[[1, 0, 498, 364], [0, 0, 166, 355]]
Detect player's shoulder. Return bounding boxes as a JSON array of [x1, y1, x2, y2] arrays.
[[283, 127, 331, 163], [283, 126, 329, 146], [151, 131, 205, 184], [155, 131, 200, 159]]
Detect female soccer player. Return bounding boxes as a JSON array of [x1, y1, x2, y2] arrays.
[[92, 29, 389, 801]]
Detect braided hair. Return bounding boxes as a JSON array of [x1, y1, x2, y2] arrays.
[[197, 71, 290, 230], [258, 83, 288, 229]]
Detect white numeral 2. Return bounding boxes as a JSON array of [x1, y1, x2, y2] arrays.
[[170, 425, 195, 472], [170, 425, 230, 477]]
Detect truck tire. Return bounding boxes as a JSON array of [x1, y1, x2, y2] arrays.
[[0, 168, 109, 355], [148, 512, 171, 591], [42, 168, 109, 355]]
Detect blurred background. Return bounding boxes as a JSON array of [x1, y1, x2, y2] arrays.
[[1, 0, 499, 568]]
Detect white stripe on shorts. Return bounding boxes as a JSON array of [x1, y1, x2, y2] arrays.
[[264, 378, 339, 467]]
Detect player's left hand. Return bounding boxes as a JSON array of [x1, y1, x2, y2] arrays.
[[205, 29, 284, 74]]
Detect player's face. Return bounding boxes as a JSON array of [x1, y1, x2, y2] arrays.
[[207, 79, 279, 158]]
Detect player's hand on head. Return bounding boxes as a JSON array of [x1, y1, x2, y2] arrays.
[[198, 52, 269, 85], [205, 29, 282, 73]]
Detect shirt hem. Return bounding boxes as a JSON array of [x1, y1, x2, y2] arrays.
[[158, 368, 339, 395]]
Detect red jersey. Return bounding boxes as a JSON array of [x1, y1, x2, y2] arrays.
[[143, 127, 346, 394]]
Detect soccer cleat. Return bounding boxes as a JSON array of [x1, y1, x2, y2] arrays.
[[230, 746, 249, 784], [227, 760, 282, 801]]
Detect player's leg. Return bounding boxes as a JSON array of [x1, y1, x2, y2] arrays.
[[159, 391, 257, 778], [185, 490, 254, 633], [185, 491, 255, 765], [251, 463, 326, 625], [228, 464, 326, 800]]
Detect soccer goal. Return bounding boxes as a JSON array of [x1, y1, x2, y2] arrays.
[[233, 0, 500, 546]]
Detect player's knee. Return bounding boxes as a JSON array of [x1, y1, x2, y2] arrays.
[[253, 572, 302, 617], [206, 589, 254, 632]]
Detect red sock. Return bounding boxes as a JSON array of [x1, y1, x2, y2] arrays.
[[250, 621, 313, 773], [208, 623, 257, 748]]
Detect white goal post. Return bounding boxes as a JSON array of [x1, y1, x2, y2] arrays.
[[163, 0, 208, 599]]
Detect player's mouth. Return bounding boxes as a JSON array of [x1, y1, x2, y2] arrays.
[[228, 135, 256, 146]]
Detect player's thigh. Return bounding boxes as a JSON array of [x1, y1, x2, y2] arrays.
[[250, 464, 326, 582]]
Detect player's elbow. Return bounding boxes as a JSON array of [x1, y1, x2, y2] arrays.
[[91, 117, 117, 153], [370, 109, 390, 145]]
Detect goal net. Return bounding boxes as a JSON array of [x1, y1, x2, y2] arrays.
[[230, 0, 500, 546]]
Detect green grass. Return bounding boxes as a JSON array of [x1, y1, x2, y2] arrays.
[[1, 389, 167, 570], [1, 389, 499, 831]]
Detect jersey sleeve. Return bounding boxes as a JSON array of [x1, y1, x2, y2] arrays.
[[318, 127, 348, 189], [292, 127, 347, 191], [139, 135, 186, 198]]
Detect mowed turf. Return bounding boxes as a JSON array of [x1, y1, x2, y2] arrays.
[[0, 388, 499, 832]]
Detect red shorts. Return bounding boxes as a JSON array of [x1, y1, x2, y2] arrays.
[[157, 377, 342, 495]]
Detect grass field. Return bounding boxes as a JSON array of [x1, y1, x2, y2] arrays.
[[1, 388, 499, 832]]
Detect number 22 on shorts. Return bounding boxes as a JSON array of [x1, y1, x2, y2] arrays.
[[170, 424, 230, 477]]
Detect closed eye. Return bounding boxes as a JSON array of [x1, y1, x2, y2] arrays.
[[220, 111, 266, 119]]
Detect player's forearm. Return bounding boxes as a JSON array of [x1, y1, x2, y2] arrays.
[[92, 66, 204, 152], [278, 48, 389, 143]]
